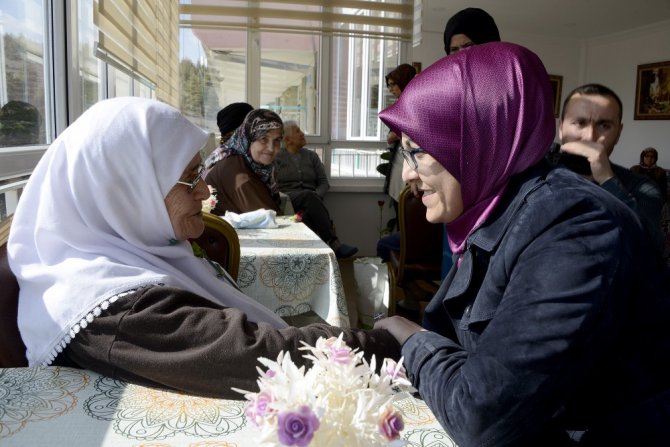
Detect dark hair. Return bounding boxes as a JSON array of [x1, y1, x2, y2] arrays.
[[561, 83, 623, 122], [385, 64, 417, 92]]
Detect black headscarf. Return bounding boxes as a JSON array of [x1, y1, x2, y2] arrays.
[[216, 102, 254, 136], [443, 8, 501, 54]]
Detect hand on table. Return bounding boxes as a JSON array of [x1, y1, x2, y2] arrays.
[[374, 315, 425, 345]]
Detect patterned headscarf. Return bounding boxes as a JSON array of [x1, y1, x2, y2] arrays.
[[379, 42, 555, 254], [206, 109, 283, 197]]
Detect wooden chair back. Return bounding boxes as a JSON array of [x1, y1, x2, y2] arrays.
[[388, 186, 443, 316], [0, 215, 28, 367], [193, 213, 240, 281]]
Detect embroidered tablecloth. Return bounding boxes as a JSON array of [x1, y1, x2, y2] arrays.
[[237, 216, 350, 327], [0, 367, 457, 446]]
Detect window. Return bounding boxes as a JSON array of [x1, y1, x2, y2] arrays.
[[0, 1, 49, 148], [260, 32, 320, 135], [0, 1, 51, 219], [330, 35, 400, 179], [179, 27, 245, 132]]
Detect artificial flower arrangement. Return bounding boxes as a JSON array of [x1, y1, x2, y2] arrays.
[[292, 210, 304, 223], [202, 185, 218, 213], [234, 334, 416, 447]]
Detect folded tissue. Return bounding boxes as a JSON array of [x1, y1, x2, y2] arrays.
[[223, 209, 278, 229]]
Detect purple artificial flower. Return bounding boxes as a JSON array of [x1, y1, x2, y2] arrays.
[[328, 344, 353, 364], [383, 359, 407, 381], [379, 407, 404, 441], [277, 405, 320, 447], [245, 390, 274, 426]]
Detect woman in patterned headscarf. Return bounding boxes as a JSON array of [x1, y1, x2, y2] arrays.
[[375, 42, 670, 446], [205, 109, 284, 215]]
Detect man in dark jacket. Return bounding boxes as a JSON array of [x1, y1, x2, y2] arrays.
[[557, 83, 664, 254]]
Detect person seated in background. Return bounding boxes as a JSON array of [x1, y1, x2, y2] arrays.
[[556, 83, 664, 255], [216, 102, 253, 145], [205, 109, 283, 216], [7, 97, 400, 399], [631, 147, 667, 203], [375, 43, 670, 446], [275, 121, 358, 259]]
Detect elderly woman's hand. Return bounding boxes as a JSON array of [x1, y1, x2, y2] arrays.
[[374, 315, 424, 345]]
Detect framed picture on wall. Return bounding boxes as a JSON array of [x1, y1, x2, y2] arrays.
[[548, 75, 563, 118], [635, 60, 670, 120]]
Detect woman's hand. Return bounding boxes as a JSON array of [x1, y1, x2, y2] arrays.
[[374, 315, 425, 345]]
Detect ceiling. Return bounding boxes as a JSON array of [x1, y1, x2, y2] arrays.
[[421, 0, 670, 39]]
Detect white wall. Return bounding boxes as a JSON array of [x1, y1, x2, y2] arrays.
[[582, 21, 670, 168], [329, 21, 670, 256]]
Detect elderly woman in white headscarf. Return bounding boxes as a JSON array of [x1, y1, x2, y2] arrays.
[[8, 97, 399, 398]]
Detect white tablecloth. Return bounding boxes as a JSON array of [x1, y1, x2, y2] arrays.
[[236, 216, 350, 327], [0, 367, 457, 446]]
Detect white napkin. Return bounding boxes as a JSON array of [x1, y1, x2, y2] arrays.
[[223, 209, 278, 229]]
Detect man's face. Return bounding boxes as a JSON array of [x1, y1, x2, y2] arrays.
[[558, 93, 623, 157]]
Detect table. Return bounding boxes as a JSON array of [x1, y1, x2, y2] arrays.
[[0, 367, 457, 446], [236, 216, 350, 328]]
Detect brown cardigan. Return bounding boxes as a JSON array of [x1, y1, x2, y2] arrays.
[[55, 285, 401, 399], [205, 154, 280, 215]]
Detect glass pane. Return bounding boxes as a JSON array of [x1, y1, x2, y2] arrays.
[[330, 148, 385, 178], [109, 67, 132, 97], [0, 0, 47, 147], [330, 35, 399, 178], [78, 0, 103, 113], [260, 32, 319, 135], [331, 35, 399, 143], [180, 28, 245, 133], [133, 79, 154, 98]]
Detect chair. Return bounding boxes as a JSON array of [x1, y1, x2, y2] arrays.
[[0, 215, 28, 367], [388, 186, 443, 317], [193, 212, 240, 281]]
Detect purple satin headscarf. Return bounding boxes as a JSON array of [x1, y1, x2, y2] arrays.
[[379, 42, 555, 254]]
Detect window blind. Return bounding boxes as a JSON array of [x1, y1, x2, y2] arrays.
[[179, 0, 420, 44], [94, 0, 179, 106]]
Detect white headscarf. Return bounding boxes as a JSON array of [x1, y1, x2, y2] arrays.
[[8, 97, 287, 366]]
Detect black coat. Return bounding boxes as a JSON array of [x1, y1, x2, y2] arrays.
[[402, 161, 670, 446]]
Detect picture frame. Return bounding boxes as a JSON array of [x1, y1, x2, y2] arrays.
[[548, 75, 563, 118], [412, 61, 422, 74], [635, 60, 670, 120]]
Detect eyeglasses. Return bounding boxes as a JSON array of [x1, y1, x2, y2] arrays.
[[175, 164, 205, 193], [400, 147, 425, 171]]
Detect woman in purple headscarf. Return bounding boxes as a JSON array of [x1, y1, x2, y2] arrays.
[[375, 43, 670, 446]]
